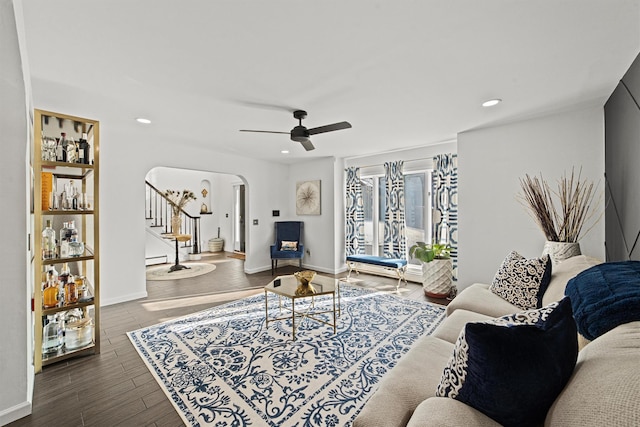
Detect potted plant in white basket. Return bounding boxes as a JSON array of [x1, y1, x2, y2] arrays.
[[409, 241, 453, 298], [517, 167, 600, 264]]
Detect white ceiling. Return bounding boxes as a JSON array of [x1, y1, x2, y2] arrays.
[[21, 0, 640, 164]]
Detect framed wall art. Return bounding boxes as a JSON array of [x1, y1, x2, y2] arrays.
[[296, 180, 321, 215]]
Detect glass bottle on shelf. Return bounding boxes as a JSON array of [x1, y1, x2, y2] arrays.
[[68, 220, 79, 242], [59, 262, 70, 285], [60, 190, 69, 210], [65, 276, 78, 304], [42, 220, 57, 260], [69, 236, 85, 257], [78, 132, 90, 164], [65, 135, 77, 163], [64, 180, 79, 210], [42, 314, 63, 354], [55, 136, 64, 162], [59, 133, 69, 162], [59, 222, 70, 258], [43, 271, 59, 308]]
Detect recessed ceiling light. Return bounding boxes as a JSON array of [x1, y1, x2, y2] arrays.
[[281, 150, 290, 154], [136, 117, 151, 124], [482, 99, 502, 107]]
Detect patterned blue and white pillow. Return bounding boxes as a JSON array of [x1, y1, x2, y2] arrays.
[[280, 241, 298, 251], [490, 251, 552, 309], [435, 297, 578, 427]]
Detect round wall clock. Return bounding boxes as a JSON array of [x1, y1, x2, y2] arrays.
[[296, 180, 321, 215]]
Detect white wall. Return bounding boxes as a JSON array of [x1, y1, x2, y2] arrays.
[[93, 127, 290, 305], [0, 0, 33, 424], [288, 157, 337, 273], [457, 106, 605, 289]]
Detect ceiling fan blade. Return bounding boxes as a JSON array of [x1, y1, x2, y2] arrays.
[[232, 99, 297, 112], [299, 139, 315, 151], [307, 121, 352, 135], [239, 129, 289, 134]]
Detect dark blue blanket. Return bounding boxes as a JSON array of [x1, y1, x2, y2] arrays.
[[565, 261, 640, 340]]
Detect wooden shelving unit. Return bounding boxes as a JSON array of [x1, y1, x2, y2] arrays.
[[32, 109, 100, 372]]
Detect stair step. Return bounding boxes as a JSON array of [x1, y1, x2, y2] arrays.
[[145, 255, 168, 266]]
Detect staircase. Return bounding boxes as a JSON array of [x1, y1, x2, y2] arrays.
[[145, 181, 202, 265]]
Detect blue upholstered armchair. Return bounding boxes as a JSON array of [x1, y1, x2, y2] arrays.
[[270, 221, 304, 275]]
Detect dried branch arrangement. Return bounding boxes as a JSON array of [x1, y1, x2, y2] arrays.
[[517, 168, 599, 243]]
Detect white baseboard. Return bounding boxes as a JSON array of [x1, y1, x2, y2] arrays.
[[145, 255, 168, 266], [101, 291, 148, 306], [0, 399, 32, 426]]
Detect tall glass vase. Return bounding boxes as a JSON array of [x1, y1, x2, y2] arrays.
[[171, 215, 181, 235]]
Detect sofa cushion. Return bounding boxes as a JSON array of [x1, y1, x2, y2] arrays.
[[407, 397, 502, 427], [565, 260, 640, 340], [436, 298, 578, 427], [446, 283, 521, 318], [489, 251, 552, 309], [352, 336, 454, 427], [542, 255, 601, 306], [546, 321, 640, 426], [433, 309, 493, 344]]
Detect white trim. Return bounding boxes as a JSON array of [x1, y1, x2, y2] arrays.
[[101, 291, 148, 306], [0, 400, 32, 425]]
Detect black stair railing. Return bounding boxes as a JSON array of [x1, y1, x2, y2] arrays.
[[145, 181, 201, 254]]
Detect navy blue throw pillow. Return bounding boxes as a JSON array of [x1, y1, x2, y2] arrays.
[[565, 260, 640, 340], [436, 297, 578, 427]]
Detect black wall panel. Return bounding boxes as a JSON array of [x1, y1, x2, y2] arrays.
[[604, 53, 640, 261]]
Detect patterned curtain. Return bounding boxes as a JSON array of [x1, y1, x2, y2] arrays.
[[432, 153, 458, 279], [345, 167, 365, 255], [383, 161, 406, 259]]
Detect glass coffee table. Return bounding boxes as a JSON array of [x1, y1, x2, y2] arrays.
[[264, 274, 342, 340]]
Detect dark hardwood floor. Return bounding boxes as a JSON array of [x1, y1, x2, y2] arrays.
[[10, 252, 437, 427]]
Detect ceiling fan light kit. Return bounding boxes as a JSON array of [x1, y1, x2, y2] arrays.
[[240, 110, 352, 151]]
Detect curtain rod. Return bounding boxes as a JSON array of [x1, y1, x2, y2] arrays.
[[347, 156, 434, 170]]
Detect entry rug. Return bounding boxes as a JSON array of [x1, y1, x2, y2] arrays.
[[127, 284, 446, 426]]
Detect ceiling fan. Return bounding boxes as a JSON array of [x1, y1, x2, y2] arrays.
[[240, 110, 352, 151]]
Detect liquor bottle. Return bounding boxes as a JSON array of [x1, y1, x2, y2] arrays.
[[68, 220, 79, 242], [65, 276, 78, 304], [42, 315, 63, 354], [69, 236, 85, 257], [43, 271, 59, 308], [78, 133, 90, 164], [42, 220, 57, 260], [59, 222, 70, 258], [55, 137, 64, 162], [59, 262, 70, 285], [60, 133, 68, 162]]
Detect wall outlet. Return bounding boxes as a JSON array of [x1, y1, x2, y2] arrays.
[[306, 249, 311, 256]]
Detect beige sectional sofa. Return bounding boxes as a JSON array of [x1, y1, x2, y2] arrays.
[[353, 255, 640, 427]]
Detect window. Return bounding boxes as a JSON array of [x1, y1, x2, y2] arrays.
[[361, 170, 432, 260]]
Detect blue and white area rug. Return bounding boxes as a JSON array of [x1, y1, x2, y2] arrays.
[[127, 284, 446, 426]]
